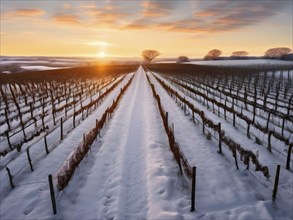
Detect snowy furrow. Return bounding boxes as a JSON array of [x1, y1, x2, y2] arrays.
[[0, 73, 133, 207], [0, 77, 116, 152], [153, 71, 292, 173], [0, 75, 125, 168], [58, 66, 193, 219], [147, 71, 291, 219]]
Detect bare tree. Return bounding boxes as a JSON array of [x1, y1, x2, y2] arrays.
[[265, 47, 291, 57], [232, 51, 249, 57], [142, 50, 160, 63], [176, 56, 189, 63], [204, 49, 222, 60]]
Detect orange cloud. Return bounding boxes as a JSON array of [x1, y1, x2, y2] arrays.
[[81, 4, 97, 9], [63, 4, 73, 10], [52, 14, 81, 25], [141, 0, 173, 18], [195, 11, 217, 17], [85, 6, 130, 26], [2, 8, 45, 19]]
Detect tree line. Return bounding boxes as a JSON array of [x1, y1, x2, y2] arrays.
[[141, 47, 292, 63]]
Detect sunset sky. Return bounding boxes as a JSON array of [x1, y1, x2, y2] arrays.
[[1, 0, 292, 58]]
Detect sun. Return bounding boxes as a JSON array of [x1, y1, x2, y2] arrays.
[[97, 50, 106, 58]]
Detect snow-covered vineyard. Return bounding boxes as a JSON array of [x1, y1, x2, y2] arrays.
[[0, 62, 292, 219]]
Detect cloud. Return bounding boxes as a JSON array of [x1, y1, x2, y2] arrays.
[[52, 13, 81, 25], [141, 0, 174, 18], [84, 5, 130, 27], [169, 1, 290, 34], [63, 4, 73, 10], [2, 8, 45, 19], [123, 1, 177, 30], [2, 0, 290, 36], [123, 0, 291, 35], [81, 4, 97, 9]]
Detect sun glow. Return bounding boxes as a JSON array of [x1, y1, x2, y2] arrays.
[[97, 50, 106, 58]]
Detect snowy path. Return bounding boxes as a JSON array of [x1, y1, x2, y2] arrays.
[[0, 73, 134, 219], [59, 66, 193, 219]]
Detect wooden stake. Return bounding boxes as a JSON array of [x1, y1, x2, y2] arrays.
[[60, 118, 63, 140], [268, 131, 272, 153], [190, 166, 196, 212], [272, 165, 281, 201], [286, 144, 292, 170], [166, 112, 168, 127], [247, 122, 250, 138], [234, 149, 239, 170], [26, 148, 33, 172], [44, 136, 49, 155], [48, 174, 57, 214], [6, 131, 12, 150], [218, 123, 222, 154], [6, 167, 15, 189], [201, 111, 205, 134]]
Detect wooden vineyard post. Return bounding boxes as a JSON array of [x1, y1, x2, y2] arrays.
[[42, 98, 45, 115], [218, 123, 222, 154], [48, 174, 57, 214], [266, 111, 271, 131], [190, 166, 196, 212], [268, 131, 272, 153], [52, 106, 56, 126], [5, 131, 12, 150], [224, 98, 227, 120], [29, 102, 33, 119], [65, 98, 68, 117], [286, 144, 292, 170], [272, 165, 281, 201], [42, 115, 45, 129], [5, 167, 15, 189], [60, 118, 63, 140], [246, 122, 250, 138], [281, 117, 286, 137], [5, 109, 11, 131], [81, 103, 84, 120], [44, 136, 49, 155], [166, 112, 168, 128], [201, 111, 205, 134], [252, 103, 256, 124], [234, 149, 239, 170], [26, 148, 34, 172]]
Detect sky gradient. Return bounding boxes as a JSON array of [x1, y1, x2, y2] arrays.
[[1, 0, 292, 58]]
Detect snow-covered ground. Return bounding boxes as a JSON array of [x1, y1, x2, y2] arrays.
[[147, 71, 292, 220], [20, 66, 70, 71], [0, 66, 292, 220]]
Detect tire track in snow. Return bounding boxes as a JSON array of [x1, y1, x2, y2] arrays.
[[59, 67, 149, 219], [116, 66, 149, 218], [98, 67, 193, 219]]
